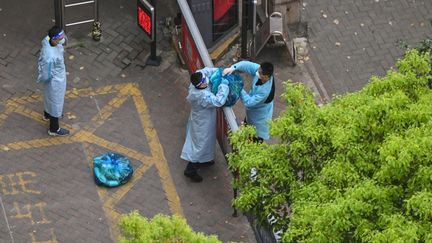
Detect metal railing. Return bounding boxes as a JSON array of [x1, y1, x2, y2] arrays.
[[177, 0, 239, 151], [177, 1, 278, 242], [54, 0, 99, 28], [54, 0, 101, 40]]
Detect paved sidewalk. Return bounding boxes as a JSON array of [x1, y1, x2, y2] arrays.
[[303, 0, 432, 95], [2, 0, 431, 242], [0, 0, 255, 242]]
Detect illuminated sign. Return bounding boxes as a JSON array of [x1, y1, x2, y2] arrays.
[[137, 0, 154, 40]]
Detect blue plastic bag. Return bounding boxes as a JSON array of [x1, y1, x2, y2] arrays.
[[210, 68, 243, 107], [93, 153, 133, 187]]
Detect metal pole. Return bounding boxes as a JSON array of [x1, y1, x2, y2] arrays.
[[94, 0, 99, 21], [54, 0, 64, 28], [251, 0, 257, 58], [177, 0, 239, 131], [92, 0, 102, 41], [241, 0, 248, 59], [177, 0, 213, 68], [146, 0, 161, 66]]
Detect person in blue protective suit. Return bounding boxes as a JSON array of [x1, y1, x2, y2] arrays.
[[181, 67, 229, 182], [223, 61, 275, 142], [37, 26, 70, 136]]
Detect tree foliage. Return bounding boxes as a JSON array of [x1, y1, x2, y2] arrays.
[[228, 49, 432, 242], [119, 211, 221, 243]]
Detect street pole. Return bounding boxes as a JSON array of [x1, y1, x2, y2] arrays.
[[241, 0, 249, 59], [146, 0, 161, 66], [54, 0, 64, 28]]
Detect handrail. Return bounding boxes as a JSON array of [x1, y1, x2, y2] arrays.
[[176, 0, 213, 68], [177, 0, 239, 132], [65, 1, 95, 8]]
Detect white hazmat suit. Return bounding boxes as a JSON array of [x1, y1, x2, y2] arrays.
[[181, 67, 229, 163]]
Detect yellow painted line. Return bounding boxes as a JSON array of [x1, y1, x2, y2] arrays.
[[0, 137, 75, 151], [79, 88, 130, 135], [7, 84, 124, 104], [0, 107, 12, 127], [130, 84, 184, 216], [78, 131, 153, 163], [103, 162, 153, 213], [210, 31, 239, 60], [81, 142, 120, 242], [65, 84, 124, 99], [0, 83, 185, 242], [81, 132, 153, 243], [6, 94, 42, 105], [8, 102, 74, 131]]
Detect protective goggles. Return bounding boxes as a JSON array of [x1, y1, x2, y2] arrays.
[[51, 30, 65, 40], [199, 76, 207, 85], [195, 75, 207, 87]]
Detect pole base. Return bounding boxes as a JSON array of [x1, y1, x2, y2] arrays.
[[146, 55, 162, 66]]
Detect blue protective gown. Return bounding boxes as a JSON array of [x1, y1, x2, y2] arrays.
[[232, 61, 274, 140], [37, 36, 67, 118], [181, 67, 229, 163]]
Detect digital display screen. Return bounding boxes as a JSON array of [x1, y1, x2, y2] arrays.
[[137, 0, 154, 40], [213, 0, 238, 42]]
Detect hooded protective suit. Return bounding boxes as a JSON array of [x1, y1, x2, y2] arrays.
[[231, 61, 274, 140], [181, 67, 229, 163], [37, 36, 67, 118]]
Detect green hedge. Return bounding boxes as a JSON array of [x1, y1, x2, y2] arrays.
[[228, 49, 432, 242], [120, 211, 221, 243]]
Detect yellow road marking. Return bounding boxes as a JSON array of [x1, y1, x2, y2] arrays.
[[2, 137, 75, 151], [0, 83, 184, 242], [0, 107, 13, 127], [130, 84, 184, 216], [79, 131, 152, 163]]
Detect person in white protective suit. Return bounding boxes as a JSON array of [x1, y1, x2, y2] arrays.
[[37, 26, 70, 136], [181, 67, 229, 182], [223, 61, 275, 142]]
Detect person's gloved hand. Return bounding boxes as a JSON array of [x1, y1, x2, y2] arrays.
[[222, 67, 235, 76], [221, 78, 229, 86]]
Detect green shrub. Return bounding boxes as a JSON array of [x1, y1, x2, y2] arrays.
[[120, 211, 221, 243], [228, 49, 432, 242]]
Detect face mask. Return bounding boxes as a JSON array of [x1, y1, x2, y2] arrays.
[[255, 70, 262, 79], [195, 75, 209, 88], [58, 38, 66, 46]]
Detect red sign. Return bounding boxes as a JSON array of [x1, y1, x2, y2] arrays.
[[213, 0, 235, 21], [138, 7, 151, 36], [181, 17, 203, 73], [137, 0, 154, 40]]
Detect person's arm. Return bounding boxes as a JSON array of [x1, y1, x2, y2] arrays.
[[200, 79, 229, 108], [224, 61, 260, 77], [240, 82, 271, 108], [37, 57, 53, 83]]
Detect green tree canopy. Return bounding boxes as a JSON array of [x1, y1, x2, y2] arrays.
[[228, 49, 432, 242]]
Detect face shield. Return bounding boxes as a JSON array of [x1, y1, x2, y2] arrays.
[[52, 30, 67, 46], [196, 74, 209, 87]]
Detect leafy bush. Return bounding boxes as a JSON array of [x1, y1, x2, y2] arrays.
[[120, 211, 221, 243], [228, 49, 432, 242]]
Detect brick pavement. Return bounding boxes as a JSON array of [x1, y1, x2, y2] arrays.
[[302, 0, 432, 95], [3, 0, 428, 242], [0, 0, 255, 242]]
